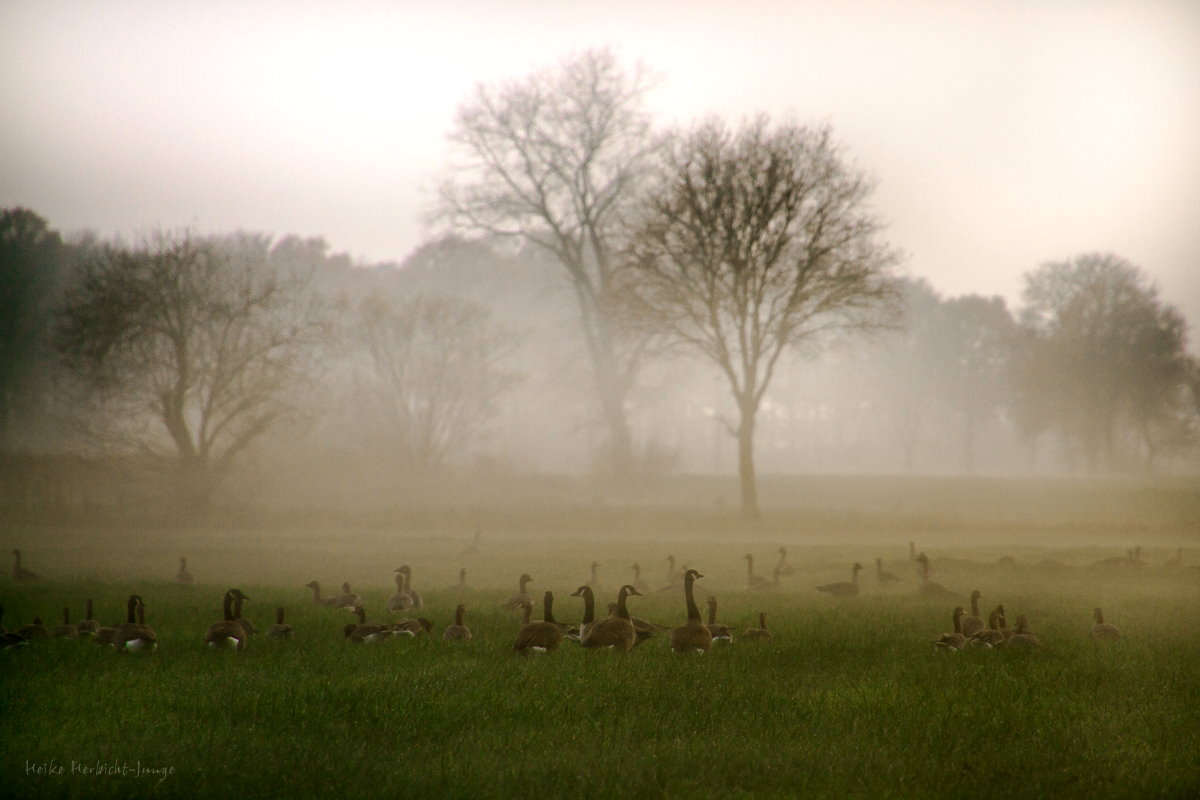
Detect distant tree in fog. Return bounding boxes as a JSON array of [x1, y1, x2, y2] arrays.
[[55, 231, 329, 514], [1014, 253, 1195, 472], [436, 48, 658, 477], [357, 293, 519, 470], [622, 118, 900, 519], [0, 208, 67, 448]]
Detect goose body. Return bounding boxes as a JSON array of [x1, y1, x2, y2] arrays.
[[11, 549, 41, 582], [969, 606, 1006, 647], [387, 573, 413, 612], [305, 580, 338, 607], [503, 573, 533, 611], [346, 606, 390, 644], [51, 607, 77, 639], [443, 604, 471, 641], [670, 570, 713, 654], [266, 607, 293, 639], [933, 606, 967, 651], [916, 553, 956, 598], [744, 554, 774, 591], [75, 599, 100, 637], [0, 605, 29, 647], [582, 585, 641, 652], [175, 556, 194, 585], [960, 590, 985, 637], [514, 592, 564, 653], [392, 617, 434, 636], [742, 612, 772, 641], [1002, 615, 1041, 650], [335, 582, 364, 611], [705, 596, 733, 642], [207, 590, 250, 650], [1090, 607, 1120, 641], [817, 563, 864, 598], [113, 595, 157, 653], [16, 616, 49, 641]]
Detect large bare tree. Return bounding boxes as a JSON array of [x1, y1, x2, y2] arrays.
[[55, 231, 328, 514], [623, 118, 900, 519], [437, 48, 658, 475]]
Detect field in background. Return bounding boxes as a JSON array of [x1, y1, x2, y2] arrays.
[[2, 475, 1198, 798]]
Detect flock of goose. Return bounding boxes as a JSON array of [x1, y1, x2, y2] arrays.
[[2, 541, 1153, 654]]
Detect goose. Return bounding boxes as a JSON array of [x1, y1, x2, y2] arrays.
[[345, 606, 390, 644], [392, 617, 434, 637], [15, 615, 49, 641], [816, 563, 864, 598], [452, 568, 470, 592], [960, 590, 985, 637], [916, 553, 956, 598], [175, 556, 194, 585], [995, 604, 1013, 641], [233, 591, 257, 636], [705, 596, 734, 642], [397, 565, 423, 609], [514, 592, 564, 653], [775, 547, 797, 577], [569, 585, 597, 641], [1090, 607, 1120, 641], [11, 548, 41, 582], [933, 606, 967, 651], [909, 541, 918, 561], [744, 554, 774, 591], [656, 555, 683, 592], [600, 602, 663, 644], [207, 589, 250, 650], [969, 606, 1006, 647], [1001, 615, 1041, 650], [266, 607, 293, 639], [334, 582, 364, 611], [386, 573, 413, 612], [586, 561, 601, 589], [742, 613, 772, 641], [113, 595, 157, 652], [503, 573, 533, 611], [304, 581, 338, 607], [669, 570, 713, 654], [583, 585, 641, 652], [75, 599, 100, 637], [875, 557, 900, 584], [1, 605, 26, 648], [443, 604, 471, 641], [51, 607, 77, 639], [630, 563, 650, 593]]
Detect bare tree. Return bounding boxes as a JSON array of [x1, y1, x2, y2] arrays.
[[55, 231, 328, 514], [357, 292, 519, 470], [436, 48, 658, 475], [622, 118, 900, 519]]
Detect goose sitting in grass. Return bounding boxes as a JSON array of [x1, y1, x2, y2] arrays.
[[669, 570, 712, 654], [397, 565, 423, 609], [960, 590, 985, 637], [1, 605, 29, 647], [75, 600, 100, 638], [933, 606, 967, 652], [514, 592, 564, 654], [304, 581, 338, 607], [742, 613, 772, 641], [443, 604, 471, 641], [816, 563, 864, 598], [705, 596, 734, 642], [207, 589, 250, 650], [266, 607, 293, 640], [582, 585, 641, 652], [744, 554, 774, 591], [51, 607, 77, 639], [175, 556, 194, 585], [335, 582, 364, 612], [916, 553, 956, 598], [11, 549, 41, 582], [503, 574, 533, 611], [345, 606, 390, 644], [113, 595, 157, 653], [1000, 615, 1041, 650], [1090, 607, 1120, 641], [968, 606, 1007, 648], [15, 614, 49, 641], [392, 617, 434, 637]]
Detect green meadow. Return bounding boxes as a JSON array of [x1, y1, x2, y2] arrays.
[[2, 475, 1198, 799]]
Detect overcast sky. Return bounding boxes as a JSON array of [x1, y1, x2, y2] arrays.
[[3, 0, 1198, 336]]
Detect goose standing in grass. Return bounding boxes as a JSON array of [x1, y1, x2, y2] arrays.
[[744, 554, 774, 591], [335, 582, 364, 611], [933, 606, 967, 651], [175, 556, 194, 585], [51, 607, 77, 639], [387, 572, 413, 612], [443, 604, 471, 641], [705, 596, 733, 642], [775, 547, 797, 577], [75, 599, 100, 638], [392, 617, 434, 637], [514, 592, 564, 653], [916, 553, 955, 598], [583, 585, 641, 652], [453, 568, 470, 592], [345, 606, 390, 644], [207, 589, 250, 650], [397, 565, 423, 609], [266, 607, 293, 639], [742, 613, 772, 641], [670, 570, 713, 654], [586, 561, 602, 590], [816, 563, 864, 598], [960, 590, 985, 637], [569, 585, 597, 641], [1090, 608, 1121, 641], [11, 549, 41, 582], [875, 558, 900, 585], [630, 563, 650, 593], [233, 591, 257, 636], [969, 606, 1006, 647], [113, 595, 157, 653], [304, 581, 338, 607], [503, 573, 534, 611], [1001, 615, 1041, 650]]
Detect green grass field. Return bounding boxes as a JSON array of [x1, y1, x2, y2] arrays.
[[2, 475, 1198, 799]]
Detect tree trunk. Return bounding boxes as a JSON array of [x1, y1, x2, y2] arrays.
[[737, 402, 759, 521], [594, 346, 634, 477]]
